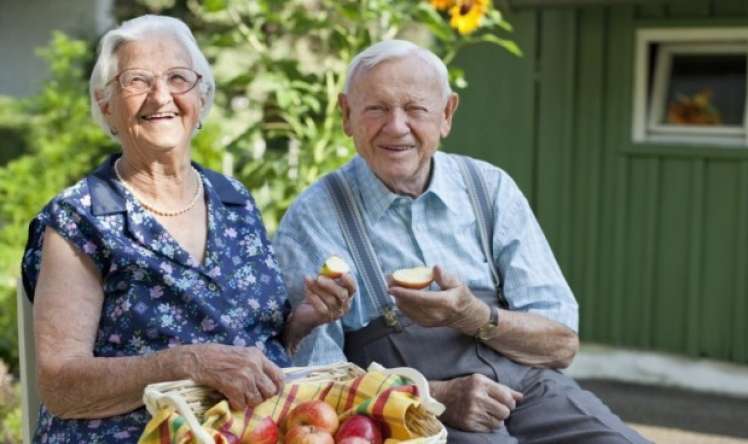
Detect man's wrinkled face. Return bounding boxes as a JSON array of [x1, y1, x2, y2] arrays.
[[339, 56, 458, 196]]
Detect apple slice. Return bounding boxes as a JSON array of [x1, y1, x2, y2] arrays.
[[319, 256, 350, 278], [392, 266, 433, 289]]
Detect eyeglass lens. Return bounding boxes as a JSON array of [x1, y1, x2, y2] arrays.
[[118, 68, 199, 94]]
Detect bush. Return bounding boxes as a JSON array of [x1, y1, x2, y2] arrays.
[[0, 360, 21, 444]]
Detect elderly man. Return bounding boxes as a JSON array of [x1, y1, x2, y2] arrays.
[[275, 40, 649, 444]]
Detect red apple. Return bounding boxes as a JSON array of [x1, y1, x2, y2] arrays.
[[242, 416, 279, 444], [336, 437, 371, 444], [285, 400, 339, 434], [285, 425, 335, 444], [334, 415, 383, 444]]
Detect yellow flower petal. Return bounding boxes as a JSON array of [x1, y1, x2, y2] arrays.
[[448, 0, 489, 35], [429, 0, 454, 11]]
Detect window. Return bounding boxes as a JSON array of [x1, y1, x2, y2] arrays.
[[633, 28, 748, 146]]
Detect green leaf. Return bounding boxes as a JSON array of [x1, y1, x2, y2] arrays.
[[202, 0, 227, 13], [479, 34, 523, 57], [414, 4, 456, 43]]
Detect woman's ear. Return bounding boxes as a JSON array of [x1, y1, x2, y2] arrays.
[[94, 89, 111, 117]]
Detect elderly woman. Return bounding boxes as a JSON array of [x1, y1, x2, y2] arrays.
[[21, 15, 355, 442]]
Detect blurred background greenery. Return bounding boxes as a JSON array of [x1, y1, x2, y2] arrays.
[[0, 0, 517, 440]]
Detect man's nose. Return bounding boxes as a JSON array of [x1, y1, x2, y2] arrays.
[[383, 108, 409, 134]]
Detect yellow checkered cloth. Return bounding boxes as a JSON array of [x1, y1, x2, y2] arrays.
[[138, 370, 428, 444]]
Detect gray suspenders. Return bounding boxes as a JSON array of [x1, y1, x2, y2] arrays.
[[325, 172, 402, 329], [455, 156, 509, 308], [323, 155, 507, 322]]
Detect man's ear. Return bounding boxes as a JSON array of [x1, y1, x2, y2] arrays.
[[338, 93, 353, 136], [440, 93, 460, 138]]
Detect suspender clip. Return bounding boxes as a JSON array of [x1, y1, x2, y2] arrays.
[[383, 307, 402, 331]]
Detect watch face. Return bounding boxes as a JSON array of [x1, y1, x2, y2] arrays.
[[477, 307, 499, 340]]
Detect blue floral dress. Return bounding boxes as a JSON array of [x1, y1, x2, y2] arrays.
[[22, 154, 292, 443]]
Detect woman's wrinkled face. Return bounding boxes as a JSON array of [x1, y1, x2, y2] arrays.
[[101, 36, 202, 153]]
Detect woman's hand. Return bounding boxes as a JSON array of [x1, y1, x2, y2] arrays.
[[182, 344, 285, 411]]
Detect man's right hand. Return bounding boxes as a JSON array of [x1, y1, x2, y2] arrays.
[[429, 374, 523, 432]]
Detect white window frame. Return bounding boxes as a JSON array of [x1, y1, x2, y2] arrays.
[[633, 28, 748, 147]]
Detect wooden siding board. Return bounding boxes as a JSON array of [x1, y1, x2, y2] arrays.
[[446, 11, 538, 194], [634, 4, 667, 18], [624, 158, 654, 347], [652, 159, 692, 353], [601, 5, 635, 344], [535, 9, 577, 268], [666, 0, 712, 16], [687, 160, 704, 356], [700, 161, 739, 360], [712, 0, 748, 16], [652, 159, 691, 353], [735, 161, 748, 363], [575, 7, 607, 338], [623, 144, 748, 160], [642, 159, 659, 347]]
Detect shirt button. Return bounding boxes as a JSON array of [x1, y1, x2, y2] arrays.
[[208, 283, 218, 292]]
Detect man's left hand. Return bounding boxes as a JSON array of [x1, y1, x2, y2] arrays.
[[388, 266, 488, 335]]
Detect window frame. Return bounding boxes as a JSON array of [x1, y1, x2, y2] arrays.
[[633, 28, 748, 147]]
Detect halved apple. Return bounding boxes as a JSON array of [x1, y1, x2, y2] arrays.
[[392, 266, 434, 289], [319, 256, 350, 279]]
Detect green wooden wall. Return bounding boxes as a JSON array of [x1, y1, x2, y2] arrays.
[[447, 0, 748, 364]]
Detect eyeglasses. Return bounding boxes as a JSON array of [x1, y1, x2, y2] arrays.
[[108, 67, 202, 95]]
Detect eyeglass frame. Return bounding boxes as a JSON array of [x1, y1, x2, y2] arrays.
[[106, 67, 203, 95]]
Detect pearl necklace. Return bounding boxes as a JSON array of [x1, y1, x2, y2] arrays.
[[114, 158, 203, 217]]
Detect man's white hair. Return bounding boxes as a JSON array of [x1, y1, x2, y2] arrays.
[[343, 39, 452, 99], [89, 15, 215, 136]]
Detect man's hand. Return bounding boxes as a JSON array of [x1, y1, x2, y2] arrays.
[[183, 344, 285, 412], [300, 273, 357, 324], [284, 274, 357, 354], [388, 266, 489, 335], [430, 374, 523, 432]]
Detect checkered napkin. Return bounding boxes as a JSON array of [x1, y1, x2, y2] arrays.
[[137, 370, 427, 444]]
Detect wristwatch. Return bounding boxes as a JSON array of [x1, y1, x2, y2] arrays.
[[476, 305, 500, 341]]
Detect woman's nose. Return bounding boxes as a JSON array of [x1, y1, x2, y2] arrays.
[[147, 77, 173, 104]]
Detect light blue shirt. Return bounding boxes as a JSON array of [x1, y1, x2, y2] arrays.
[[274, 152, 578, 365]]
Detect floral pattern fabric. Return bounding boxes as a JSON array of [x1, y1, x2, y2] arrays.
[[22, 154, 292, 443]]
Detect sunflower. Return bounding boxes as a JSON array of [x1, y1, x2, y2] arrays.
[[429, 0, 454, 11], [449, 0, 490, 35]]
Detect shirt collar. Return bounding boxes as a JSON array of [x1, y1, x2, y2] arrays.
[[88, 154, 247, 216], [426, 151, 464, 215], [349, 151, 462, 222]]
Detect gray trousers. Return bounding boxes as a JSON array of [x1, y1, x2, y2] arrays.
[[344, 299, 651, 444], [445, 368, 649, 444]]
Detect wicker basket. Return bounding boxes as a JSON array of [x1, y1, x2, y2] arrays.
[[142, 361, 447, 444]]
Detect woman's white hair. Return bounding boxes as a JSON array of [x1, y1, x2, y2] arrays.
[[343, 39, 451, 99], [89, 15, 215, 136]]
